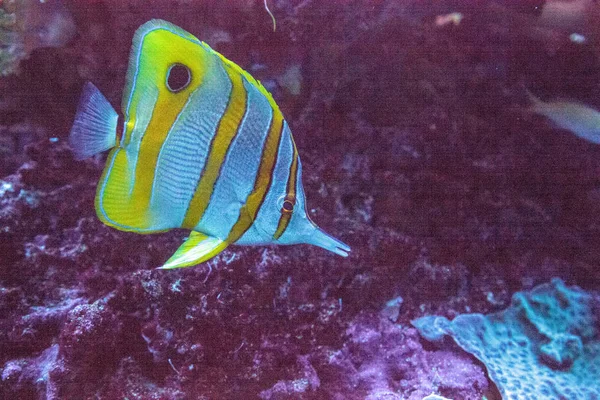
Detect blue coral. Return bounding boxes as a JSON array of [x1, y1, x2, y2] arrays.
[[412, 279, 600, 400]]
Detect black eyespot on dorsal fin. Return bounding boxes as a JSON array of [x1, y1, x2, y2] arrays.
[[166, 63, 191, 93]]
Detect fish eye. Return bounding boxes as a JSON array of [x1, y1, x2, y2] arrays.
[[282, 197, 295, 213], [166, 63, 191, 93]]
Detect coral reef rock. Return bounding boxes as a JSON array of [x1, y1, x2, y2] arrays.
[[413, 278, 600, 400]]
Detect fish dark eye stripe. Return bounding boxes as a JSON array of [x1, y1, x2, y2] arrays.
[[273, 135, 299, 240], [226, 111, 285, 244], [181, 63, 247, 229], [241, 120, 294, 243]]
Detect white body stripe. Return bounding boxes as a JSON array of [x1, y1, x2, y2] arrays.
[[196, 78, 273, 239], [236, 121, 293, 245], [125, 86, 158, 196], [150, 59, 232, 229]]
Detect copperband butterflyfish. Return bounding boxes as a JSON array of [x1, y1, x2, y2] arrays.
[[69, 19, 350, 269]]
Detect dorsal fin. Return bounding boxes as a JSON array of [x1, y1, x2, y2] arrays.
[[122, 19, 201, 116], [203, 43, 282, 117]]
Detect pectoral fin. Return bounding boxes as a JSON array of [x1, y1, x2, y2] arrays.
[[158, 232, 228, 270]]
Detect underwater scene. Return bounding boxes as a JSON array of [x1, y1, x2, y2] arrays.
[[2, 0, 600, 399]]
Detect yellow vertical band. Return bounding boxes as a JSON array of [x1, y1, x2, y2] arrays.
[[110, 27, 207, 230], [128, 88, 195, 228], [226, 111, 285, 243], [182, 65, 247, 229]]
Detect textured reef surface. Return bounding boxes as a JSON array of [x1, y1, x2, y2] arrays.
[[1, 0, 600, 399], [413, 279, 600, 400]]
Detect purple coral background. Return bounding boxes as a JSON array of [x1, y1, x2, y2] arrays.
[[1, 0, 600, 399]]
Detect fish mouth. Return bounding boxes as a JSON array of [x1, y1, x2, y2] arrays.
[[306, 227, 351, 257]]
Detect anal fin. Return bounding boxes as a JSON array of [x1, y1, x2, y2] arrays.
[[158, 231, 228, 270]]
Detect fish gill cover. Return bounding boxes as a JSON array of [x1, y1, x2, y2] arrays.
[[0, 0, 600, 399]]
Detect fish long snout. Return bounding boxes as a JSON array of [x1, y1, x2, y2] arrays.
[[305, 227, 351, 257]]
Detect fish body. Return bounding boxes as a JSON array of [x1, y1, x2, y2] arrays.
[[69, 20, 350, 269], [527, 90, 600, 144]]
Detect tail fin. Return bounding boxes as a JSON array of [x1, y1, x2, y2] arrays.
[[69, 82, 118, 160]]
